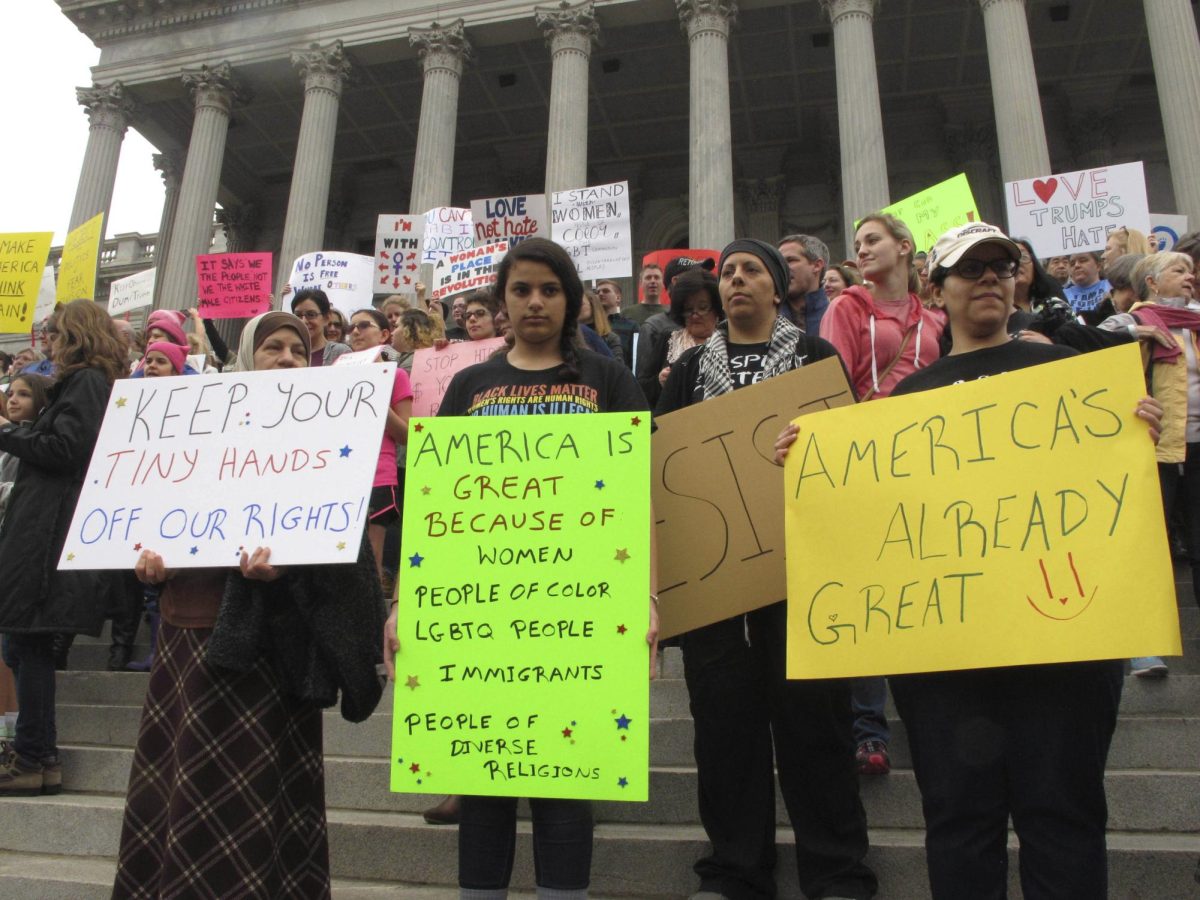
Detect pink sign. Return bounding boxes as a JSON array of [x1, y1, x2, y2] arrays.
[[410, 337, 507, 417], [196, 252, 273, 318]]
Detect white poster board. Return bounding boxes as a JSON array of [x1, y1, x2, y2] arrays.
[[375, 214, 426, 293], [422, 207, 473, 265], [1150, 214, 1189, 252], [107, 268, 156, 316], [287, 251, 375, 319], [57, 365, 393, 570], [551, 181, 632, 280], [34, 265, 56, 327], [471, 194, 549, 247], [431, 242, 508, 301], [1005, 161, 1150, 258]]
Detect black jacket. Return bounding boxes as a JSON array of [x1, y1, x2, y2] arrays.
[[0, 367, 117, 635]]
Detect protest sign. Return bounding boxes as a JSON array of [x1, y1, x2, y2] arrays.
[[784, 344, 1180, 679], [390, 412, 651, 800], [653, 360, 855, 639], [56, 213, 104, 303], [196, 252, 272, 318], [876, 174, 980, 253], [0, 232, 53, 333], [1150, 214, 1189, 252], [57, 365, 393, 571], [375, 214, 425, 292], [471, 194, 549, 247], [34, 265, 56, 328], [332, 346, 385, 366], [551, 181, 632, 280], [107, 268, 155, 317], [287, 251, 375, 319], [422, 207, 473, 265], [1005, 162, 1150, 259], [410, 337, 507, 417], [431, 242, 508, 302]]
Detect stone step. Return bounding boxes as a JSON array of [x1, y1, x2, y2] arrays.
[[51, 744, 1200, 833], [0, 794, 1195, 899]]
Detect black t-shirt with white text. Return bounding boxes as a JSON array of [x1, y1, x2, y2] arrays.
[[727, 342, 770, 390], [890, 338, 1078, 397]]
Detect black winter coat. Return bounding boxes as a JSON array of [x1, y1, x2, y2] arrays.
[[0, 367, 116, 635]]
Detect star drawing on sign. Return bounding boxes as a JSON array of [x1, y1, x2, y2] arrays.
[[595, 480, 605, 490], [562, 726, 572, 738], [617, 624, 627, 635], [338, 445, 352, 458], [409, 552, 424, 568], [421, 486, 431, 495], [615, 714, 631, 730], [414, 423, 424, 432], [410, 762, 420, 774], [133, 543, 142, 552], [614, 548, 630, 563], [66, 553, 75, 561], [405, 675, 420, 690], [618, 777, 628, 788], [114, 397, 127, 408], [189, 547, 199, 556], [336, 541, 346, 550], [630, 415, 641, 426]]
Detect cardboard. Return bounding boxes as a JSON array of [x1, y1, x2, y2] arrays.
[[0, 232, 53, 332], [1150, 214, 1189, 252], [107, 268, 156, 317], [431, 242, 508, 302], [551, 181, 632, 281], [56, 213, 104, 303], [375, 214, 425, 293], [410, 337, 508, 418], [876, 174, 980, 253], [422, 207, 473, 265], [196, 252, 272, 318], [471, 193, 549, 247], [287, 251, 375, 319]]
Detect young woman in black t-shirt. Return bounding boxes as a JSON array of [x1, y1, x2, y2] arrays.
[[382, 238, 655, 899]]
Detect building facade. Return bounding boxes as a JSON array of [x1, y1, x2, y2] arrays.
[[58, 0, 1200, 310]]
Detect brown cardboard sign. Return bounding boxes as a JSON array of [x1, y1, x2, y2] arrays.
[[654, 358, 855, 638]]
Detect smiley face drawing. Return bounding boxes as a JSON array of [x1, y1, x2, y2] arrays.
[[1026, 553, 1097, 621]]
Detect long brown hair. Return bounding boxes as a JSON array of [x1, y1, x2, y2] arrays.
[[856, 212, 919, 294], [53, 299, 129, 386]]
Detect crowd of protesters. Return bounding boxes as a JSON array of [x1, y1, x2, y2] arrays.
[[0, 214, 1193, 899]]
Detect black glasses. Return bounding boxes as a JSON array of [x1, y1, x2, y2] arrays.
[[684, 306, 714, 318], [949, 258, 1018, 280], [347, 321, 377, 332], [294, 310, 323, 320]]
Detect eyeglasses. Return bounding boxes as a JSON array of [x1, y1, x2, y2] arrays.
[[347, 321, 377, 332], [294, 310, 324, 320], [684, 306, 714, 318], [464, 309, 492, 320], [948, 258, 1018, 280]]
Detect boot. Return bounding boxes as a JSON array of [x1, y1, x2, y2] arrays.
[[126, 611, 159, 672], [51, 634, 74, 672], [423, 794, 461, 825], [107, 609, 139, 672]]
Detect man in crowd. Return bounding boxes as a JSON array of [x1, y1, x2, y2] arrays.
[[778, 233, 831, 334], [624, 263, 668, 326], [633, 256, 718, 391], [596, 279, 637, 368], [1046, 255, 1071, 286], [1063, 251, 1110, 313]]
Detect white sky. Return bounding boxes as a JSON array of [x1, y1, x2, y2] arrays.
[[0, 2, 164, 245]]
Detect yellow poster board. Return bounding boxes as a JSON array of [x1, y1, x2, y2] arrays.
[[391, 413, 651, 800], [878, 174, 980, 253], [0, 233, 53, 333], [785, 345, 1181, 679], [56, 213, 104, 302]]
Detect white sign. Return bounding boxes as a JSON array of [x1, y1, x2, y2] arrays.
[[375, 214, 425, 293], [1150, 214, 1190, 252], [57, 365, 393, 570], [288, 251, 375, 319], [470, 194, 549, 247], [432, 242, 508, 301], [107, 268, 156, 316], [332, 346, 384, 366], [551, 181, 632, 280], [34, 265, 56, 327], [1005, 161, 1150, 259], [422, 207, 472, 265]]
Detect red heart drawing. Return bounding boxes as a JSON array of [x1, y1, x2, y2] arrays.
[[1032, 178, 1058, 204]]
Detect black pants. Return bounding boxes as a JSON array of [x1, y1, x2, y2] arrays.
[[458, 795, 592, 891], [890, 660, 1123, 900], [680, 601, 876, 900], [1159, 442, 1200, 606]]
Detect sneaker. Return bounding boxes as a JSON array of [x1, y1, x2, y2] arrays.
[[0, 747, 42, 796], [1131, 657, 1168, 678], [39, 755, 61, 796], [856, 739, 890, 775]]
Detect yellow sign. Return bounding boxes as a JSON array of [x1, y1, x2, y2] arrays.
[[878, 173, 980, 253], [785, 345, 1181, 679], [56, 213, 104, 303], [0, 233, 53, 333]]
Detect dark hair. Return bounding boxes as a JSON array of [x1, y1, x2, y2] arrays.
[[53, 299, 129, 386], [1175, 231, 1200, 268], [291, 288, 331, 315], [351, 307, 390, 334], [8, 372, 52, 420], [668, 269, 723, 326], [1012, 238, 1068, 304], [1104, 253, 1145, 292], [493, 238, 584, 377], [464, 289, 500, 316]]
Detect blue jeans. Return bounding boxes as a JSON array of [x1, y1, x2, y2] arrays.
[[1, 633, 57, 762], [851, 677, 890, 745], [458, 795, 593, 890]]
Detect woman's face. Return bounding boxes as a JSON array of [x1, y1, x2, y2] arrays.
[[1150, 258, 1195, 301], [348, 313, 388, 352], [253, 327, 309, 370], [578, 295, 594, 324], [385, 306, 403, 330], [681, 290, 719, 340], [930, 244, 1016, 340], [494, 308, 512, 337], [504, 260, 566, 347], [145, 326, 170, 344], [823, 269, 847, 297], [13, 350, 33, 370], [6, 382, 37, 423], [324, 313, 345, 342], [142, 351, 175, 378], [719, 252, 778, 326], [1102, 233, 1124, 269], [292, 299, 327, 344], [1015, 246, 1034, 291], [464, 302, 497, 341], [854, 221, 910, 283]]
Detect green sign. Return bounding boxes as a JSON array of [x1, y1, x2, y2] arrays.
[[874, 173, 981, 253], [390, 412, 651, 801]]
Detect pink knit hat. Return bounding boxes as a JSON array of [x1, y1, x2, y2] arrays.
[[144, 341, 186, 374], [145, 315, 187, 347]]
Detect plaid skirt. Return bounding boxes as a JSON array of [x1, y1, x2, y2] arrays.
[[112, 622, 330, 899]]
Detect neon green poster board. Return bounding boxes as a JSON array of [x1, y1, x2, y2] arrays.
[[391, 412, 651, 801], [876, 173, 981, 253]]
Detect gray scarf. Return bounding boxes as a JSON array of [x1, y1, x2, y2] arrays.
[[698, 315, 806, 400]]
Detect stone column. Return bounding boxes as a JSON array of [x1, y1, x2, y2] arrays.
[[150, 151, 184, 307], [978, 0, 1050, 183], [1144, 0, 1200, 224], [276, 41, 352, 293], [408, 21, 472, 215], [537, 1, 600, 196], [69, 82, 137, 233], [821, 0, 890, 251], [158, 63, 245, 311], [213, 204, 261, 349], [677, 0, 738, 250], [739, 176, 786, 242]]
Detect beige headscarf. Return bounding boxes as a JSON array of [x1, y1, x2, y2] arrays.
[[232, 311, 311, 372]]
